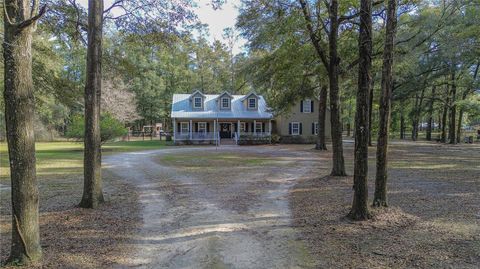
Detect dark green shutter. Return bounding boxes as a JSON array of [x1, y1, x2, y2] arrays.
[[300, 100, 303, 112], [299, 123, 303, 135], [289, 123, 292, 135], [310, 100, 314, 113]]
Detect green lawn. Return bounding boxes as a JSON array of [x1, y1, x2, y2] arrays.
[[0, 140, 172, 181], [160, 152, 277, 167], [158, 151, 294, 176]]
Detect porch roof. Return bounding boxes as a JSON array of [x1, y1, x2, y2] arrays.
[[171, 94, 273, 119]]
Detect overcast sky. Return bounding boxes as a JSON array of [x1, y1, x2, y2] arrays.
[[77, 0, 246, 54]]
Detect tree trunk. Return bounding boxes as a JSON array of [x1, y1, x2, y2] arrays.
[[328, 0, 347, 176], [426, 86, 435, 141], [448, 69, 456, 144], [348, 0, 372, 220], [456, 109, 463, 143], [411, 95, 419, 141], [316, 85, 328, 150], [426, 115, 433, 141], [400, 110, 405, 139], [80, 0, 105, 208], [298, 0, 345, 175], [4, 0, 44, 264], [373, 0, 397, 208], [438, 114, 442, 136], [368, 78, 374, 146], [441, 93, 449, 143], [411, 88, 425, 141], [347, 99, 353, 137]]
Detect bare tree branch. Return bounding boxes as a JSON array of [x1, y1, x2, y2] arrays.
[[104, 0, 124, 15], [17, 4, 47, 30], [298, 0, 329, 70]]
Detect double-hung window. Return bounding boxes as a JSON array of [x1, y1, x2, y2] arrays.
[[255, 122, 263, 133], [221, 98, 230, 109], [193, 97, 202, 108], [292, 122, 300, 135], [240, 122, 246, 132], [198, 122, 207, 133], [248, 98, 256, 109], [303, 99, 311, 113], [180, 122, 189, 134]]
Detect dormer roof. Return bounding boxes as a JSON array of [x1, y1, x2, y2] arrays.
[[240, 91, 259, 102], [171, 93, 272, 119], [189, 90, 206, 99], [216, 91, 234, 100]]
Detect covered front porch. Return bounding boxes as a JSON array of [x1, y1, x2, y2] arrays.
[[172, 119, 272, 145]]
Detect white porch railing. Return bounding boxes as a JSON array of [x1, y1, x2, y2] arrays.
[[174, 131, 271, 144], [238, 132, 271, 137], [174, 132, 217, 141], [233, 132, 238, 144]]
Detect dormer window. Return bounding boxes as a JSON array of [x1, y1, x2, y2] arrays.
[[217, 91, 233, 110], [189, 90, 206, 109], [193, 97, 202, 108], [221, 97, 230, 109], [248, 98, 257, 109]]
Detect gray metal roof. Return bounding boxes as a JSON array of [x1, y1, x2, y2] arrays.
[[171, 94, 273, 119]]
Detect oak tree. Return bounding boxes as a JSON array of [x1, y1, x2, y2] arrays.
[[3, 0, 46, 263]]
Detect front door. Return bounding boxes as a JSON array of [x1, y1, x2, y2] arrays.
[[219, 123, 231, 138]]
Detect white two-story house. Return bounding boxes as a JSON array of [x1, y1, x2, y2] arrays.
[[171, 90, 273, 144]]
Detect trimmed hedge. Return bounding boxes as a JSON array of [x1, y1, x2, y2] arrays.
[[174, 140, 215, 145], [238, 134, 271, 145]]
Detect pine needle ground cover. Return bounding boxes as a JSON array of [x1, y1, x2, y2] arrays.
[[0, 140, 170, 268], [290, 141, 480, 268]]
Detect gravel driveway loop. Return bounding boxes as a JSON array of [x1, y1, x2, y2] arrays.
[[104, 146, 317, 269]]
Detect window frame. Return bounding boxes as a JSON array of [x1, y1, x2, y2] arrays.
[[303, 99, 311, 113], [221, 97, 230, 109], [193, 97, 202, 108], [240, 122, 246, 132], [198, 122, 207, 133], [291, 122, 300, 136], [180, 122, 189, 134], [248, 97, 257, 109], [255, 122, 263, 133]]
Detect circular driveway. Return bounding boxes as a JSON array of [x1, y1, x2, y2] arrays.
[[105, 145, 317, 268]]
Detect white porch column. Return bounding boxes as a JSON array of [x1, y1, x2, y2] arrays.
[[253, 120, 257, 135], [173, 118, 176, 142], [237, 120, 240, 137], [269, 119, 272, 144], [217, 121, 220, 146], [189, 120, 193, 140], [213, 119, 217, 141]]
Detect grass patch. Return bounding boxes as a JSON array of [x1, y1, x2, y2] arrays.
[[160, 152, 279, 168], [0, 140, 172, 181]]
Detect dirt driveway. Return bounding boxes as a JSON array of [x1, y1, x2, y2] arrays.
[[104, 145, 318, 269]]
